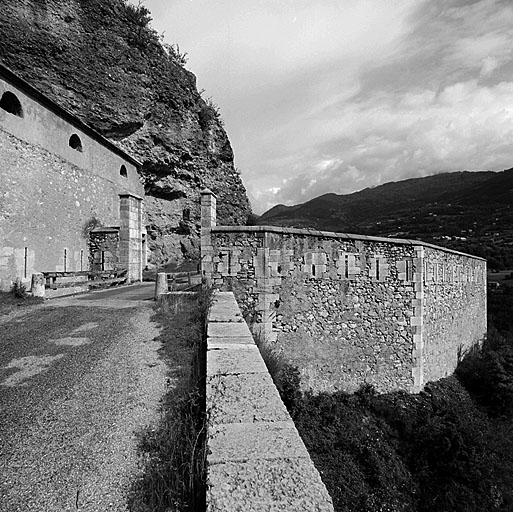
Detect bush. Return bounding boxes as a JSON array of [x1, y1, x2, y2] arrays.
[[10, 279, 27, 299], [457, 329, 513, 418]]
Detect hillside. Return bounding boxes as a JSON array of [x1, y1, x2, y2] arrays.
[[0, 0, 251, 265], [259, 169, 513, 269]]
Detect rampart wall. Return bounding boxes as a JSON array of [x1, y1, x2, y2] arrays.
[[0, 64, 145, 288], [206, 291, 334, 511], [422, 246, 487, 384], [201, 190, 487, 393]]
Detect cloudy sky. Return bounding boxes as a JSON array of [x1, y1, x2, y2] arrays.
[[140, 0, 513, 213]]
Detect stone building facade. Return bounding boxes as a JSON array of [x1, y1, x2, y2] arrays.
[[0, 63, 146, 289], [201, 190, 487, 393]]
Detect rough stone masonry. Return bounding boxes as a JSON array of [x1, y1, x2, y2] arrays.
[[200, 189, 487, 394]]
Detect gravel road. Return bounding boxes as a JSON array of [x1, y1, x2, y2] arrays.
[[0, 283, 170, 511]]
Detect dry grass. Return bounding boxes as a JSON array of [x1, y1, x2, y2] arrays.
[[129, 286, 212, 512], [0, 289, 44, 316]]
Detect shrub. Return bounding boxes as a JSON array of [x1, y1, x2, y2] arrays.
[[164, 43, 188, 66], [10, 279, 27, 299], [457, 329, 513, 418]]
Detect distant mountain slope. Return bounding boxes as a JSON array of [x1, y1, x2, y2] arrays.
[[258, 170, 513, 269]]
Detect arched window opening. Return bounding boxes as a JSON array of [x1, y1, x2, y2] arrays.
[[69, 133, 83, 152], [0, 91, 23, 117], [182, 208, 190, 221], [120, 165, 128, 178]]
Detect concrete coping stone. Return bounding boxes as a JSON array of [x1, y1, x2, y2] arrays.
[[207, 372, 291, 425], [207, 457, 334, 512], [208, 322, 252, 338], [209, 309, 244, 323], [207, 345, 268, 375], [208, 421, 309, 464], [208, 343, 260, 351], [208, 336, 255, 346], [211, 225, 486, 261]]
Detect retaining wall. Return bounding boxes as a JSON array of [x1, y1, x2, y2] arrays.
[[206, 291, 334, 511], [201, 191, 487, 393]]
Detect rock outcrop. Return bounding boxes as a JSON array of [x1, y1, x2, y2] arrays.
[[0, 0, 251, 266]]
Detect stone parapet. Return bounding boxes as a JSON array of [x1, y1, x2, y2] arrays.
[[211, 225, 486, 261], [206, 292, 334, 512]]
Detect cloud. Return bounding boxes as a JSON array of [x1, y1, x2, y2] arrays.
[[142, 0, 513, 214], [264, 78, 513, 210]]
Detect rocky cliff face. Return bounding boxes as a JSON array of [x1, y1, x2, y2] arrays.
[[0, 0, 251, 266]]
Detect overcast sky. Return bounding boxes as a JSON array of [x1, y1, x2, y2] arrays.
[[139, 0, 513, 213]]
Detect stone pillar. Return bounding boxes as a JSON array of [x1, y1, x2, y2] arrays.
[[119, 194, 143, 282], [155, 272, 168, 299], [200, 189, 216, 284], [411, 245, 425, 393], [31, 273, 45, 298]]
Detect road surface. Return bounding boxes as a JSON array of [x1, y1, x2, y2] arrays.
[[0, 283, 169, 511]]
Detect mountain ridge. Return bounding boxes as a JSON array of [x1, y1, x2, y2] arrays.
[[258, 169, 513, 269]]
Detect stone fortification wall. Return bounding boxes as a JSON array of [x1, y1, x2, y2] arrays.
[[421, 246, 487, 384], [201, 191, 487, 393], [206, 291, 333, 511], [0, 66, 145, 288]]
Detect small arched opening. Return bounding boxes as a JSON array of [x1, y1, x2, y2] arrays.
[[0, 91, 23, 117], [69, 133, 83, 152], [182, 208, 191, 221], [120, 165, 128, 178]]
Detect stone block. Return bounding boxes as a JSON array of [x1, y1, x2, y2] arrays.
[[207, 345, 268, 375], [202, 262, 214, 273], [414, 246, 425, 257], [207, 457, 334, 512], [208, 322, 252, 338], [208, 421, 306, 464], [269, 250, 281, 262], [301, 264, 312, 275], [397, 260, 407, 273], [410, 316, 423, 327], [31, 273, 45, 297], [413, 273, 422, 282], [209, 307, 244, 322], [208, 336, 255, 347], [207, 373, 290, 425]]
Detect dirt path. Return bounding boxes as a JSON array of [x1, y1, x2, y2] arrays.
[[0, 284, 169, 511]]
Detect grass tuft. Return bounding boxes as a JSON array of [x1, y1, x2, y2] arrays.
[[10, 279, 28, 299], [129, 285, 213, 512]]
